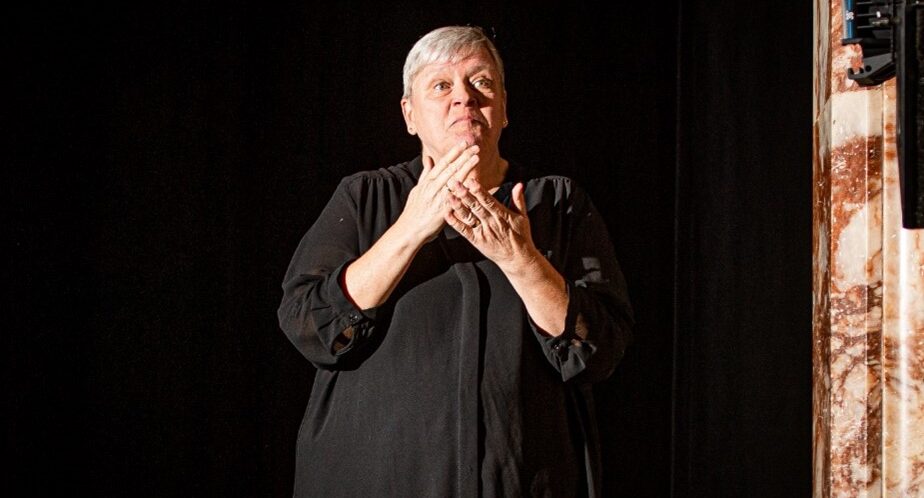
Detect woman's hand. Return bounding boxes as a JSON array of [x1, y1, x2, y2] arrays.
[[397, 142, 480, 244], [341, 142, 479, 310], [446, 178, 568, 335], [445, 178, 540, 272]]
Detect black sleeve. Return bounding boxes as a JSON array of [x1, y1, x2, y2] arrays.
[[277, 177, 378, 369], [530, 181, 635, 383]]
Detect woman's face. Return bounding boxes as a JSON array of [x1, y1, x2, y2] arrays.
[[401, 47, 507, 162]]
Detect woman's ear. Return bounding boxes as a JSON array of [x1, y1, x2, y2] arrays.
[[401, 98, 416, 135]]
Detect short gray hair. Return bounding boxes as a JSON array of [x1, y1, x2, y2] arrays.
[[402, 26, 505, 99]]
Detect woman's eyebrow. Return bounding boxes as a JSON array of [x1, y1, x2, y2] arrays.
[[467, 64, 493, 76]]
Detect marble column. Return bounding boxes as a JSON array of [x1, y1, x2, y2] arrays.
[[813, 1, 924, 497]]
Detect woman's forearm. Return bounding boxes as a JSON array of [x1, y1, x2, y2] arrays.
[[342, 216, 428, 310], [500, 249, 569, 337]]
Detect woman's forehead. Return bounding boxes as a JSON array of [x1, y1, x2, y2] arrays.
[[418, 50, 498, 76]]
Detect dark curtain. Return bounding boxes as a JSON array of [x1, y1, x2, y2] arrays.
[[9, 1, 810, 496], [672, 1, 813, 496]]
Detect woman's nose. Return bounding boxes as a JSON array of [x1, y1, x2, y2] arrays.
[[451, 82, 478, 106]]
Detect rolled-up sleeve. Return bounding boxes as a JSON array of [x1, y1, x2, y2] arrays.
[[277, 178, 378, 369], [530, 181, 634, 383]]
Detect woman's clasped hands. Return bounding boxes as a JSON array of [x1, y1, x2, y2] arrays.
[[398, 141, 480, 243], [398, 140, 539, 273], [445, 174, 537, 272]]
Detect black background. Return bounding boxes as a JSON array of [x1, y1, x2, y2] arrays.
[[9, 2, 811, 496]]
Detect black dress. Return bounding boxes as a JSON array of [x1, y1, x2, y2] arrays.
[[278, 156, 633, 497]]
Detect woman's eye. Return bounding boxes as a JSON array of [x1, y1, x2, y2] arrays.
[[434, 82, 450, 91], [473, 78, 492, 89]]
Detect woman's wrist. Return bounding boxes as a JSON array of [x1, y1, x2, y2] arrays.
[[497, 246, 544, 279], [393, 213, 434, 248]]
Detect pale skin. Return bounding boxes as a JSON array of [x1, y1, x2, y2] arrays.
[[342, 47, 568, 336]]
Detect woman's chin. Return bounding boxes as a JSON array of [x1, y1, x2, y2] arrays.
[[455, 134, 479, 147]]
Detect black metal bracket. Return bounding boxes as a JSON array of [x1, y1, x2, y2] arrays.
[[842, 0, 896, 86]]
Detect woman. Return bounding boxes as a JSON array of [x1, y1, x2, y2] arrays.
[[278, 26, 633, 497]]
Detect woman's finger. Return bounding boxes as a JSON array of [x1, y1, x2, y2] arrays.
[[447, 194, 476, 226], [447, 180, 488, 222], [451, 150, 480, 184], [434, 145, 479, 187], [422, 141, 469, 182], [461, 179, 502, 219], [444, 210, 474, 238], [511, 182, 527, 215]]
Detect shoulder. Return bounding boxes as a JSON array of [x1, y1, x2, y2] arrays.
[[335, 158, 421, 199], [506, 161, 585, 198], [525, 174, 579, 192], [522, 172, 591, 207], [339, 158, 418, 189], [508, 165, 601, 221]]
